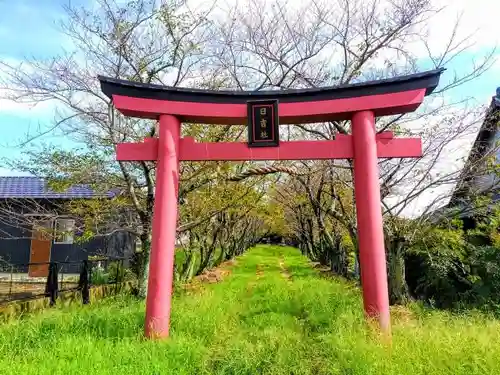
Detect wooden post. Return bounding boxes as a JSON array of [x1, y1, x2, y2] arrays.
[[352, 110, 391, 335], [144, 114, 180, 339]]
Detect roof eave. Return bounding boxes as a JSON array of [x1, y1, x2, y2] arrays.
[[98, 68, 445, 104]]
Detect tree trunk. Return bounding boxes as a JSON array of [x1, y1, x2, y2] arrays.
[[353, 248, 361, 279], [214, 244, 226, 267], [331, 237, 349, 277], [387, 238, 410, 305], [135, 232, 151, 299], [180, 252, 197, 282]]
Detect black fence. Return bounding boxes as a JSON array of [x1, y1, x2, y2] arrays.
[[0, 257, 131, 305]]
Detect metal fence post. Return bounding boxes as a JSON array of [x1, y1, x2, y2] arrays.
[[45, 262, 59, 306], [89, 261, 93, 287], [9, 265, 13, 301], [78, 260, 90, 305], [59, 265, 64, 291]]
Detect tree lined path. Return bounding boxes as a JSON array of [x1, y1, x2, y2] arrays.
[[1, 246, 500, 374]]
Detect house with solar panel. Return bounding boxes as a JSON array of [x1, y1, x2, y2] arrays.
[[0, 176, 135, 277]]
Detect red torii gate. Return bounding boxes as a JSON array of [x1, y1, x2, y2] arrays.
[[98, 69, 443, 339]]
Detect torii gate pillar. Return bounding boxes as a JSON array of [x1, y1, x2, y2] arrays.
[[144, 115, 180, 338], [98, 68, 443, 339], [352, 111, 390, 332]]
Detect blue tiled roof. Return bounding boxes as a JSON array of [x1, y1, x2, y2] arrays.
[[0, 176, 115, 199]]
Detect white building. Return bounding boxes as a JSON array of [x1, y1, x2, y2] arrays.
[[426, 89, 499, 226], [449, 89, 500, 206]]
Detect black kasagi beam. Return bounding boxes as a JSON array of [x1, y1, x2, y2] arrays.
[[247, 100, 280, 147], [99, 69, 444, 104]]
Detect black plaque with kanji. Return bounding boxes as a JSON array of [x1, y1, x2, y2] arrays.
[[247, 100, 279, 147]]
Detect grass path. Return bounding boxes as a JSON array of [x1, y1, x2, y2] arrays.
[[1, 246, 500, 374]]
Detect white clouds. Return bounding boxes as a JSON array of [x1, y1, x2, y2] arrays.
[[431, 0, 500, 48], [203, 0, 499, 58], [0, 88, 59, 119], [394, 0, 499, 61], [0, 57, 57, 118]]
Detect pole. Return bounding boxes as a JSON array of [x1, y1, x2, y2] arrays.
[[144, 114, 180, 339], [351, 110, 391, 335]]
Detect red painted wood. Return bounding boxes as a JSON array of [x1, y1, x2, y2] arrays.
[[112, 89, 425, 124], [116, 136, 421, 161], [179, 137, 352, 161], [116, 139, 159, 161], [352, 111, 391, 335], [376, 131, 394, 139], [144, 115, 180, 339], [376, 137, 421, 158]]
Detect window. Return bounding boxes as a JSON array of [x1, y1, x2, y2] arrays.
[[54, 218, 75, 244], [30, 219, 54, 241]]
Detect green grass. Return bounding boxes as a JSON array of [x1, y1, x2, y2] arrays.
[[1, 245, 500, 374]]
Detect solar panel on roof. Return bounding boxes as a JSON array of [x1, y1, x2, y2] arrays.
[[0, 177, 115, 199]]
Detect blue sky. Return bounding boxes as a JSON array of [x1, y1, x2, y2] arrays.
[[0, 0, 88, 175], [0, 0, 73, 59], [0, 0, 499, 178]]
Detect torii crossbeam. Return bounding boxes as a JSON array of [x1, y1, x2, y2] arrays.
[[99, 68, 443, 339]]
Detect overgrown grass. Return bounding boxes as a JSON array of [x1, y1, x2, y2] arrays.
[[1, 245, 499, 374]]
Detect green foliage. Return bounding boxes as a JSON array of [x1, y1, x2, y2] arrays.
[[406, 203, 500, 311], [91, 262, 136, 285], [90, 267, 109, 285], [1, 246, 500, 374], [107, 261, 136, 283], [463, 245, 500, 310], [270, 167, 356, 277]]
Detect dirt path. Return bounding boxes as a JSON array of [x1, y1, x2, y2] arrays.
[[278, 256, 291, 282]]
